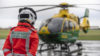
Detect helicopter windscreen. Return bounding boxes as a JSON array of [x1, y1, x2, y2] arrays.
[[48, 18, 64, 33], [39, 18, 76, 33]]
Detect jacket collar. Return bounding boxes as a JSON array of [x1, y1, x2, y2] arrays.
[[17, 22, 32, 28], [17, 22, 36, 32]]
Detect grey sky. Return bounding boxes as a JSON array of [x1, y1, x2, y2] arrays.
[[0, 0, 100, 28]]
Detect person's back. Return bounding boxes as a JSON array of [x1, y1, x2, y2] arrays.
[[2, 7, 39, 56]]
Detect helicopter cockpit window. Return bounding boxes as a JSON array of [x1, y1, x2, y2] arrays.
[[69, 21, 73, 30], [48, 18, 64, 33], [39, 18, 52, 30]]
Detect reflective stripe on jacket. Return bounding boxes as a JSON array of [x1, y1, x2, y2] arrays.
[[2, 22, 39, 56]]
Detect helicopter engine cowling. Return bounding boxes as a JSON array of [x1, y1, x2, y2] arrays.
[[80, 17, 90, 33]]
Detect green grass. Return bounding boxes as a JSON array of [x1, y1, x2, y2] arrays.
[[78, 30, 100, 40], [0, 29, 10, 39], [0, 29, 100, 40]]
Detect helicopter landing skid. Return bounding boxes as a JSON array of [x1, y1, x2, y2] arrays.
[[37, 42, 83, 56]]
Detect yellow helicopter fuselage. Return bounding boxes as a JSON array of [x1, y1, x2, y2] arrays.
[[39, 6, 90, 43]]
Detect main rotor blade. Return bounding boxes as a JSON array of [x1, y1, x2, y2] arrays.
[[0, 3, 100, 12], [72, 4, 100, 5], [35, 5, 74, 12], [36, 6, 58, 12], [75, 6, 100, 11], [0, 5, 57, 9], [0, 4, 100, 9]]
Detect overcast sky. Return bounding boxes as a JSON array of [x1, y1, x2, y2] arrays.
[[0, 0, 100, 28]]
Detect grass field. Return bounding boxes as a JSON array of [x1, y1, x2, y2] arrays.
[[0, 29, 100, 40], [0, 29, 10, 39], [78, 30, 100, 40]]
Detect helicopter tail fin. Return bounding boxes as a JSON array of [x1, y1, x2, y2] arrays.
[[80, 9, 90, 33], [84, 8, 89, 17]]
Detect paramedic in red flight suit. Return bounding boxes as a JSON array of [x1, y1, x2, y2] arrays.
[[2, 7, 39, 56]]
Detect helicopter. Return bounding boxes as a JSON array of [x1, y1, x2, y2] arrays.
[[38, 3, 90, 43], [37, 3, 90, 56], [0, 2, 99, 56]]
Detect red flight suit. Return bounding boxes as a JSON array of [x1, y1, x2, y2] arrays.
[[2, 22, 39, 56]]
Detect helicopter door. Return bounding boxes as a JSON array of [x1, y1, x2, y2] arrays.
[[63, 20, 75, 32], [63, 20, 68, 32], [69, 21, 73, 31], [69, 21, 76, 31]]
